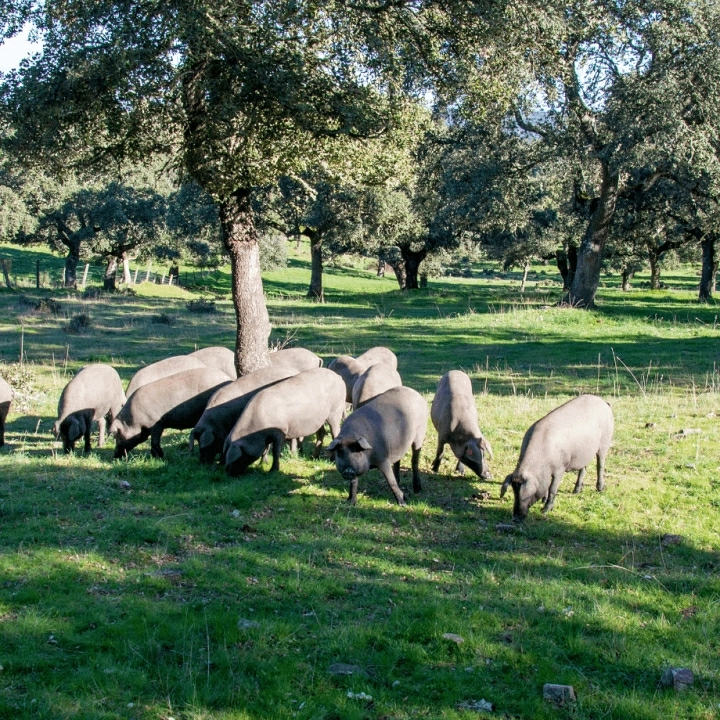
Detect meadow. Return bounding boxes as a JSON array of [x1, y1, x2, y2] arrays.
[[0, 241, 719, 719]]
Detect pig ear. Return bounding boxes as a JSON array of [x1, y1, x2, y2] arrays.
[[357, 437, 372, 450], [67, 419, 82, 443], [480, 437, 493, 459], [225, 444, 243, 466], [500, 474, 513, 498], [198, 430, 215, 449], [327, 438, 341, 452]]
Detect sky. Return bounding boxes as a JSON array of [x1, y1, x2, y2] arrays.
[[0, 26, 43, 74]]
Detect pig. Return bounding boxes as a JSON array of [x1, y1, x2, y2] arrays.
[[327, 355, 366, 403], [328, 386, 429, 506], [500, 394, 614, 520], [53, 364, 126, 453], [190, 346, 238, 379], [111, 368, 231, 459], [125, 355, 206, 398], [430, 370, 493, 479], [0, 376, 13, 448], [352, 363, 402, 410], [269, 347, 323, 372], [355, 346, 398, 371], [224, 368, 345, 476], [190, 364, 299, 463]]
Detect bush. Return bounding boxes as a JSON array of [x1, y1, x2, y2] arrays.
[[151, 313, 176, 325], [65, 313, 93, 333], [186, 298, 217, 314], [16, 295, 62, 314], [259, 232, 287, 271], [82, 287, 105, 299]]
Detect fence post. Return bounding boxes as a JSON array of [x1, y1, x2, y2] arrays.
[[81, 264, 89, 288], [145, 261, 152, 283], [36, 259, 40, 289], [133, 268, 139, 285]]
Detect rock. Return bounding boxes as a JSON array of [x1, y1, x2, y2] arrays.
[[327, 663, 366, 676], [392, 680, 400, 687], [346, 691, 372, 701], [457, 699, 494, 712], [661, 534, 683, 546], [495, 523, 516, 532], [237, 618, 260, 630], [675, 428, 701, 439], [645, 422, 656, 429], [442, 633, 464, 644], [119, 480, 131, 490], [543, 684, 576, 704], [660, 667, 694, 691]]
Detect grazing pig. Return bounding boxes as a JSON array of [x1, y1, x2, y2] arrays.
[[0, 376, 13, 448], [190, 364, 299, 463], [269, 347, 322, 372], [430, 370, 492, 479], [355, 346, 398, 371], [352, 363, 402, 410], [500, 394, 614, 520], [190, 346, 238, 379], [327, 355, 366, 403], [53, 364, 126, 453], [224, 368, 345, 476], [328, 386, 428, 506], [111, 368, 231, 459], [125, 355, 206, 398]]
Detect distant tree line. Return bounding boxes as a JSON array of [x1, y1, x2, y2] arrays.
[[1, 0, 719, 372]]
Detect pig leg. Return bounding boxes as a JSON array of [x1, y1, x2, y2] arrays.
[[393, 461, 401, 482], [596, 450, 607, 492], [312, 425, 326, 459], [412, 446, 423, 493], [573, 467, 586, 494], [150, 425, 165, 459], [289, 438, 298, 454], [542, 472, 563, 513], [328, 408, 343, 439], [83, 422, 92, 453], [380, 460, 406, 505], [97, 417, 106, 447], [431, 440, 444, 473], [455, 460, 466, 476], [269, 431, 284, 472]]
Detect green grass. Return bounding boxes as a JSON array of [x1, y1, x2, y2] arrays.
[[0, 243, 719, 719]]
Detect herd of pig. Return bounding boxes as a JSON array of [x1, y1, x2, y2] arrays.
[[0, 345, 614, 520]]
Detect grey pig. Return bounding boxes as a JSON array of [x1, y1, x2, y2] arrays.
[[352, 363, 402, 410], [125, 355, 206, 398], [500, 394, 614, 520], [355, 346, 398, 371], [269, 347, 323, 372], [190, 364, 299, 463], [190, 346, 238, 379], [53, 364, 126, 453], [327, 355, 366, 403], [111, 368, 231, 459], [224, 368, 345, 476], [430, 370, 492, 479], [328, 386, 428, 506], [0, 376, 13, 448]]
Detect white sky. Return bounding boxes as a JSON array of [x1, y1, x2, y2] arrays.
[[0, 27, 43, 74]]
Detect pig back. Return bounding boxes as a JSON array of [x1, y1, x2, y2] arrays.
[[190, 346, 237, 379], [269, 347, 322, 373], [0, 376, 13, 404], [431, 370, 478, 436], [126, 355, 206, 397], [355, 346, 398, 371], [58, 364, 125, 422], [352, 363, 402, 409], [229, 368, 345, 441]]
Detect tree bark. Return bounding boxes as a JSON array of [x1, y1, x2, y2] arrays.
[[64, 240, 81, 288], [520, 262, 530, 293], [305, 229, 324, 301], [219, 189, 272, 375], [556, 245, 578, 291], [566, 167, 619, 308], [648, 250, 661, 290], [122, 254, 132, 285], [400, 247, 427, 291], [377, 257, 386, 277], [699, 234, 718, 302], [104, 257, 118, 291]]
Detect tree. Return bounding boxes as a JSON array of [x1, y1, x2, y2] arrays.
[[1, 1, 457, 373]]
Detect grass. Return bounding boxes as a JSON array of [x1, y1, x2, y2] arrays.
[[0, 242, 719, 719]]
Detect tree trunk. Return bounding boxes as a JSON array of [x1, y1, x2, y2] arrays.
[[520, 262, 530, 293], [122, 255, 132, 285], [699, 234, 718, 302], [388, 258, 407, 289], [104, 257, 118, 291], [556, 245, 578, 291], [377, 257, 386, 277], [64, 241, 81, 288], [621, 267, 634, 291], [219, 189, 272, 375], [648, 250, 661, 290], [305, 229, 324, 301], [400, 247, 427, 291], [566, 167, 619, 308]]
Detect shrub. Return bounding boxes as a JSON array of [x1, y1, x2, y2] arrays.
[[82, 287, 105, 299], [65, 313, 93, 333], [259, 232, 287, 271], [151, 313, 176, 325], [186, 298, 217, 314]]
